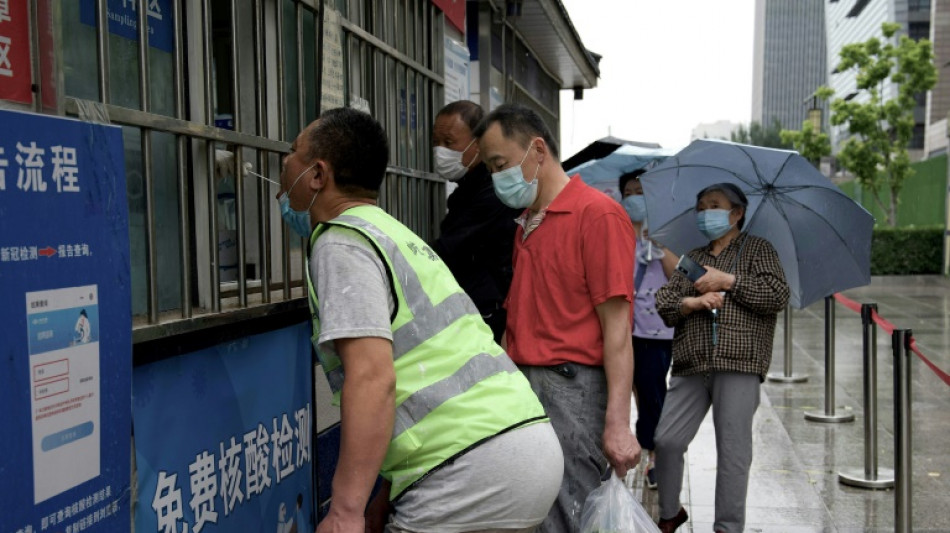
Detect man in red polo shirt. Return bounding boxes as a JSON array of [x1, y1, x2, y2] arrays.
[[475, 104, 641, 533]]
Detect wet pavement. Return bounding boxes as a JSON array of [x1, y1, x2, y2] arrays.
[[628, 276, 950, 532]]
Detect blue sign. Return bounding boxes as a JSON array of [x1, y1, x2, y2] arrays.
[[79, 0, 175, 54], [133, 323, 315, 533], [0, 110, 131, 532]]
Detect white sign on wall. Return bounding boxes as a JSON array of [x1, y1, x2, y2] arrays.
[[321, 7, 345, 113], [443, 38, 470, 105]]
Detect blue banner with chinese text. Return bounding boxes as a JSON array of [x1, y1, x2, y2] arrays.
[[133, 323, 315, 533], [79, 0, 174, 53], [0, 109, 131, 533]]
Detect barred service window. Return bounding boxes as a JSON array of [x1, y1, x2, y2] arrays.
[[59, 0, 321, 325], [62, 1, 182, 317], [57, 0, 446, 329]]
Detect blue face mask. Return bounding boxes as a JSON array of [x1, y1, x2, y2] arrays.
[[622, 195, 647, 222], [491, 142, 539, 209], [279, 164, 317, 238], [696, 208, 734, 241]]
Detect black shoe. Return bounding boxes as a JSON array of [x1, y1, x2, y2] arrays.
[[657, 506, 688, 533]]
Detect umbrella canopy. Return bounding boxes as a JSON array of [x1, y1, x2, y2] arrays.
[[566, 144, 675, 200], [640, 139, 873, 309], [562, 136, 663, 173]]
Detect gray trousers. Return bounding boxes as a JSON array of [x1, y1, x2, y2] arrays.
[[654, 372, 761, 533], [520, 364, 608, 533]]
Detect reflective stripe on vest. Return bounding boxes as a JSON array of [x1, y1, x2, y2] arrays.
[[392, 351, 518, 438], [333, 215, 480, 359]]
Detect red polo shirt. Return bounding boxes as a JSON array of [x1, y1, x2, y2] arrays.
[[505, 175, 635, 366]]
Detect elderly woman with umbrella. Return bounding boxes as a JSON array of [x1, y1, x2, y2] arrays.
[[652, 182, 789, 533]]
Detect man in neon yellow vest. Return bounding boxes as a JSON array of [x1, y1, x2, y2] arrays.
[[277, 108, 563, 533]]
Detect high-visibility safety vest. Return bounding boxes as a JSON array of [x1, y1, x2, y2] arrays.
[[306, 205, 547, 501]]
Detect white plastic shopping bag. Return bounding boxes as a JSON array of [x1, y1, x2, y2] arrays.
[[579, 472, 660, 533]]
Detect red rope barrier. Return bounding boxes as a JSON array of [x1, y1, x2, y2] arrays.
[[833, 293, 950, 387], [833, 292, 862, 314], [909, 337, 950, 387]]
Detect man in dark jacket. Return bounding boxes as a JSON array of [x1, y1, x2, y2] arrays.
[[431, 101, 520, 342]]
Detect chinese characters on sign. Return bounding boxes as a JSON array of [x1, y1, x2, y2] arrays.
[[0, 244, 92, 262], [151, 405, 312, 533], [0, 141, 81, 193], [0, 0, 33, 104], [78, 0, 174, 54], [13, 485, 118, 533]]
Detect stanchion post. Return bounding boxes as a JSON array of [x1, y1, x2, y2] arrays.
[[806, 296, 854, 422], [839, 303, 893, 488], [768, 304, 808, 383], [893, 329, 913, 533]]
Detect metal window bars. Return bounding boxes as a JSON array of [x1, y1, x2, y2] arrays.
[[57, 0, 445, 342]]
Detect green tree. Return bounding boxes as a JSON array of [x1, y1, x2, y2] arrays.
[[730, 118, 792, 149], [781, 86, 833, 167], [828, 22, 937, 226]]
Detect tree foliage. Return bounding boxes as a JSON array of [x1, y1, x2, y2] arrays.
[[827, 22, 937, 226], [730, 118, 792, 149], [781, 86, 833, 167]]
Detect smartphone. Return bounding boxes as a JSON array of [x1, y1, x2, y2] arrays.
[[676, 254, 707, 282]]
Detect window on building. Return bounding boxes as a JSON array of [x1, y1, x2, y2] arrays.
[[908, 0, 931, 13], [908, 22, 929, 41], [911, 124, 925, 149], [846, 0, 871, 17]]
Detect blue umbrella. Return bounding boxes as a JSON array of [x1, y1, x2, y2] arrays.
[[640, 139, 873, 309], [566, 144, 675, 200]]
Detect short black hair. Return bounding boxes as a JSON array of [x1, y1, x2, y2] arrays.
[[307, 108, 389, 199], [437, 100, 484, 133], [472, 103, 559, 158], [618, 168, 646, 194], [696, 182, 749, 229]]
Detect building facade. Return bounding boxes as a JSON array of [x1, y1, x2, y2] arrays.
[[825, 0, 932, 157], [924, 0, 949, 157], [752, 0, 828, 132]]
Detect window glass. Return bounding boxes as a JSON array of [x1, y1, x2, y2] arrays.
[[303, 9, 318, 122], [152, 131, 183, 310], [283, 0, 300, 136], [61, 2, 99, 101], [123, 127, 147, 316]]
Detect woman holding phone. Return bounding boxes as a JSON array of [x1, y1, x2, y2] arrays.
[[652, 183, 789, 533]]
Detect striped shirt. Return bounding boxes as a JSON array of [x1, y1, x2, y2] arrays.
[[655, 233, 789, 381], [515, 208, 548, 241]]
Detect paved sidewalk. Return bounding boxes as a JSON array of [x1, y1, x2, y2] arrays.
[[629, 276, 950, 532]]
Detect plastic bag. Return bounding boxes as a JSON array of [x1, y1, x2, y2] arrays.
[[579, 473, 661, 533]]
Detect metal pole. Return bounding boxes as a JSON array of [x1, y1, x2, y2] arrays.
[[839, 304, 893, 488], [806, 296, 854, 422], [172, 0, 193, 319], [95, 0, 111, 104], [768, 305, 808, 383], [137, 0, 158, 324], [893, 329, 913, 533]]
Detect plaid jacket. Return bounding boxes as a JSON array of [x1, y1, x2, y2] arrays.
[[655, 233, 789, 381]]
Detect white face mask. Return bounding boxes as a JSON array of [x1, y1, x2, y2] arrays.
[[433, 139, 477, 182]]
